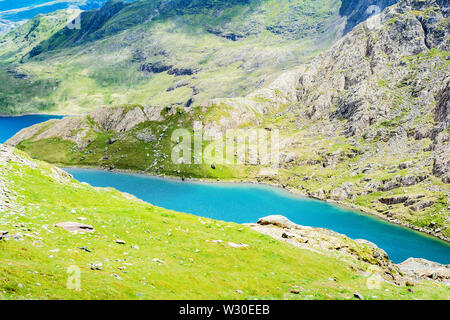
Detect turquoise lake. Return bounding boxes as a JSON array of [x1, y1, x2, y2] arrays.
[[1, 115, 449, 264], [66, 168, 450, 264]]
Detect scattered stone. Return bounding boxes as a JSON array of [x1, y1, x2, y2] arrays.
[[0, 230, 8, 239], [55, 222, 95, 233], [90, 263, 103, 271], [411, 201, 434, 212], [330, 182, 353, 201], [112, 273, 123, 280], [284, 153, 296, 164], [227, 242, 249, 248], [398, 258, 450, 285], [257, 215, 297, 229], [281, 232, 295, 239], [115, 239, 126, 245], [353, 292, 364, 300], [152, 258, 166, 264], [399, 161, 413, 169], [208, 240, 223, 243], [78, 247, 92, 253]]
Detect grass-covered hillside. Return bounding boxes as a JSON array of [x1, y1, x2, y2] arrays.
[[0, 143, 449, 300], [0, 0, 395, 115]]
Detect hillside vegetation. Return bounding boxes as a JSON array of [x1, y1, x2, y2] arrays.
[[0, 0, 395, 115]]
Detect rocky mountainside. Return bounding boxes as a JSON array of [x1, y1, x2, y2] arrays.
[[0, 1, 107, 30], [0, 143, 449, 299], [8, 0, 449, 241], [0, 0, 395, 115]]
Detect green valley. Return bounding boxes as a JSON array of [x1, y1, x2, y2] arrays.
[[0, 0, 395, 115]]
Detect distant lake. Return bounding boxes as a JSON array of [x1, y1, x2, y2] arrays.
[[1, 114, 449, 264], [0, 114, 63, 143], [67, 168, 450, 264]]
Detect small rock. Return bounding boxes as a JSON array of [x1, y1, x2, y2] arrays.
[[115, 239, 126, 245], [411, 201, 434, 212], [284, 153, 296, 164], [112, 273, 122, 280], [399, 161, 413, 169], [354, 292, 364, 300], [257, 215, 297, 229]]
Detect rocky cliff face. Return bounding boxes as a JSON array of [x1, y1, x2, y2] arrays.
[[1, 0, 403, 115], [6, 0, 450, 240]]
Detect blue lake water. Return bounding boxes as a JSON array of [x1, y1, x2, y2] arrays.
[[0, 0, 107, 21], [66, 168, 450, 264], [0, 114, 63, 143], [1, 115, 449, 264]]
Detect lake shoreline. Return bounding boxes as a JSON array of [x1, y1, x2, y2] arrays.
[[0, 112, 71, 118], [61, 164, 450, 244]]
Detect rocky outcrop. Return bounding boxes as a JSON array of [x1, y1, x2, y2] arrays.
[[339, 0, 398, 34], [435, 79, 449, 127], [91, 105, 148, 132], [331, 182, 354, 200], [398, 258, 450, 285]]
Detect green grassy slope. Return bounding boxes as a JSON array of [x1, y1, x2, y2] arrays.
[[0, 145, 449, 300]]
